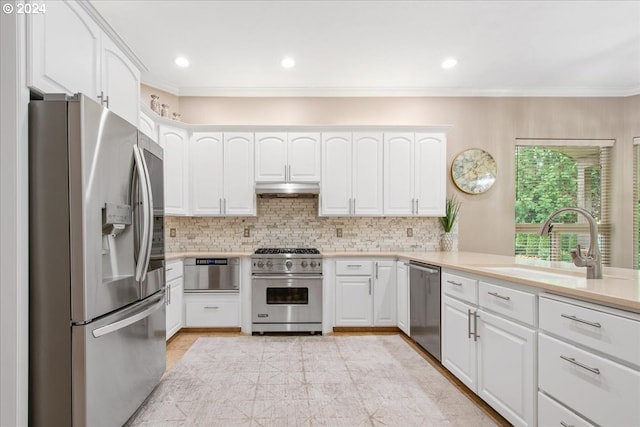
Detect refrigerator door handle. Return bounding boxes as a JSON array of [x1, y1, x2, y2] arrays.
[[92, 293, 164, 338], [138, 147, 154, 282], [132, 146, 151, 282]]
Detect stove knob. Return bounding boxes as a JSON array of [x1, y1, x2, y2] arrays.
[[266, 260, 273, 268], [301, 261, 308, 268], [310, 261, 317, 268], [257, 261, 264, 268], [285, 260, 293, 269]]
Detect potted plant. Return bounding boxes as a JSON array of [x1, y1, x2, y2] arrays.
[[439, 195, 461, 251]]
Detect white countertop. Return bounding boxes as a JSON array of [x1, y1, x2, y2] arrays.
[[167, 250, 640, 312]]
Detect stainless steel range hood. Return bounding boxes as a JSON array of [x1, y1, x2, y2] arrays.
[[255, 182, 320, 198]]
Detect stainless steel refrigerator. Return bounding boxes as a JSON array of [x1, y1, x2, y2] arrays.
[[29, 94, 166, 426]]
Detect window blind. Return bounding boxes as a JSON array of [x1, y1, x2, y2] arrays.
[[634, 138, 640, 269], [515, 140, 612, 266]]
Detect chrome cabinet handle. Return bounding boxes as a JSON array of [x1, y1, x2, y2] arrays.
[[560, 422, 574, 427], [204, 306, 220, 310], [468, 309, 473, 339], [411, 198, 415, 215], [288, 165, 291, 181], [284, 164, 288, 182], [488, 291, 511, 301], [473, 311, 480, 341], [223, 198, 227, 214], [166, 267, 173, 271], [368, 278, 372, 295], [447, 280, 463, 287], [353, 198, 356, 214], [561, 314, 602, 328], [346, 264, 362, 268], [375, 262, 379, 279], [416, 199, 419, 214], [219, 198, 222, 214], [560, 355, 600, 374]]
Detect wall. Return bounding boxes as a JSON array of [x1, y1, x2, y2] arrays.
[[176, 95, 633, 266], [166, 198, 448, 253]]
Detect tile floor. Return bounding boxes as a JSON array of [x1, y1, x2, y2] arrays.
[[128, 334, 504, 426]]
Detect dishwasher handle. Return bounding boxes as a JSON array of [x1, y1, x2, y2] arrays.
[[409, 263, 440, 274]]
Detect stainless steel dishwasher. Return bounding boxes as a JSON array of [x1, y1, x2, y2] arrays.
[[409, 261, 441, 361], [183, 258, 240, 292]]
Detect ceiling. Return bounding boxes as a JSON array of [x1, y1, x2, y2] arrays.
[[92, 1, 640, 97]]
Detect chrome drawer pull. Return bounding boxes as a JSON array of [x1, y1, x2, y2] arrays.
[[166, 267, 174, 271], [447, 280, 463, 286], [560, 422, 574, 427], [560, 355, 600, 375], [204, 306, 220, 310], [346, 265, 362, 268], [488, 291, 511, 301], [468, 309, 473, 339], [561, 314, 601, 328]]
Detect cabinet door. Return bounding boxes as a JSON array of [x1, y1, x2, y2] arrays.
[[223, 133, 255, 215], [139, 112, 157, 142], [396, 261, 409, 335], [255, 133, 286, 182], [288, 133, 321, 182], [190, 132, 223, 216], [353, 133, 383, 215], [100, 36, 140, 125], [442, 295, 478, 392], [384, 133, 414, 215], [28, 0, 101, 100], [373, 261, 396, 326], [477, 310, 536, 427], [414, 133, 446, 216], [320, 133, 352, 216], [159, 126, 189, 215], [335, 276, 372, 326], [166, 278, 183, 340]]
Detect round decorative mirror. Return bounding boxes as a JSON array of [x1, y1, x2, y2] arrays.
[[451, 148, 497, 194]]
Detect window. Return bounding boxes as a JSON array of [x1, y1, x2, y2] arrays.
[[635, 138, 640, 269], [515, 139, 612, 265]]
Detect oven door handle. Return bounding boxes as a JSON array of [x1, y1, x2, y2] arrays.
[[252, 275, 323, 280]]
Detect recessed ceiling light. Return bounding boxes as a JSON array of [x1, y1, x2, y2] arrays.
[[281, 57, 296, 69], [441, 57, 457, 69], [174, 56, 190, 68]]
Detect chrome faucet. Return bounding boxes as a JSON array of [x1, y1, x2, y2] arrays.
[[538, 207, 603, 279]]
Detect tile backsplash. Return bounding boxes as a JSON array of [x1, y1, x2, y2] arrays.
[[166, 198, 454, 253]]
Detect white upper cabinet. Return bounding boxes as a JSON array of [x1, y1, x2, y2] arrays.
[[190, 132, 223, 216], [353, 133, 384, 216], [223, 133, 255, 216], [320, 132, 383, 216], [28, 0, 141, 125], [384, 133, 414, 215], [159, 125, 189, 216], [414, 133, 446, 216], [100, 36, 140, 126], [138, 112, 157, 142], [384, 132, 446, 216], [255, 132, 320, 183], [288, 133, 321, 182], [189, 132, 255, 216], [255, 133, 287, 182], [321, 133, 352, 215]]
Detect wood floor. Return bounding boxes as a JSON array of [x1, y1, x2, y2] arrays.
[[165, 330, 510, 426]]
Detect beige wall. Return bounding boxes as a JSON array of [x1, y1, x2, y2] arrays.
[[160, 93, 637, 267]]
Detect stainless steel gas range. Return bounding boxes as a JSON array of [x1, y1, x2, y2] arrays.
[[251, 248, 322, 334]]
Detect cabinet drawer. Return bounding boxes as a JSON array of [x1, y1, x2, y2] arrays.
[[538, 392, 594, 427], [184, 295, 240, 327], [539, 296, 640, 367], [479, 281, 536, 326], [165, 260, 183, 282], [336, 260, 373, 276], [442, 271, 477, 304], [539, 333, 640, 427]]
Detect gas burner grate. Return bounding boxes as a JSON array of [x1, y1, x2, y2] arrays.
[[254, 248, 320, 255]]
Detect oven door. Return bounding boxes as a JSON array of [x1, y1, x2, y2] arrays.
[[252, 275, 322, 330]]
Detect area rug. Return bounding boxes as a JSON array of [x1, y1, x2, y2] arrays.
[[127, 335, 498, 426]]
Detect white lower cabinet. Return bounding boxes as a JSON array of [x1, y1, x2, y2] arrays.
[[538, 392, 594, 427], [477, 310, 536, 427], [165, 277, 183, 340], [441, 270, 536, 427], [396, 261, 409, 335], [333, 259, 396, 327], [184, 293, 240, 327]]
